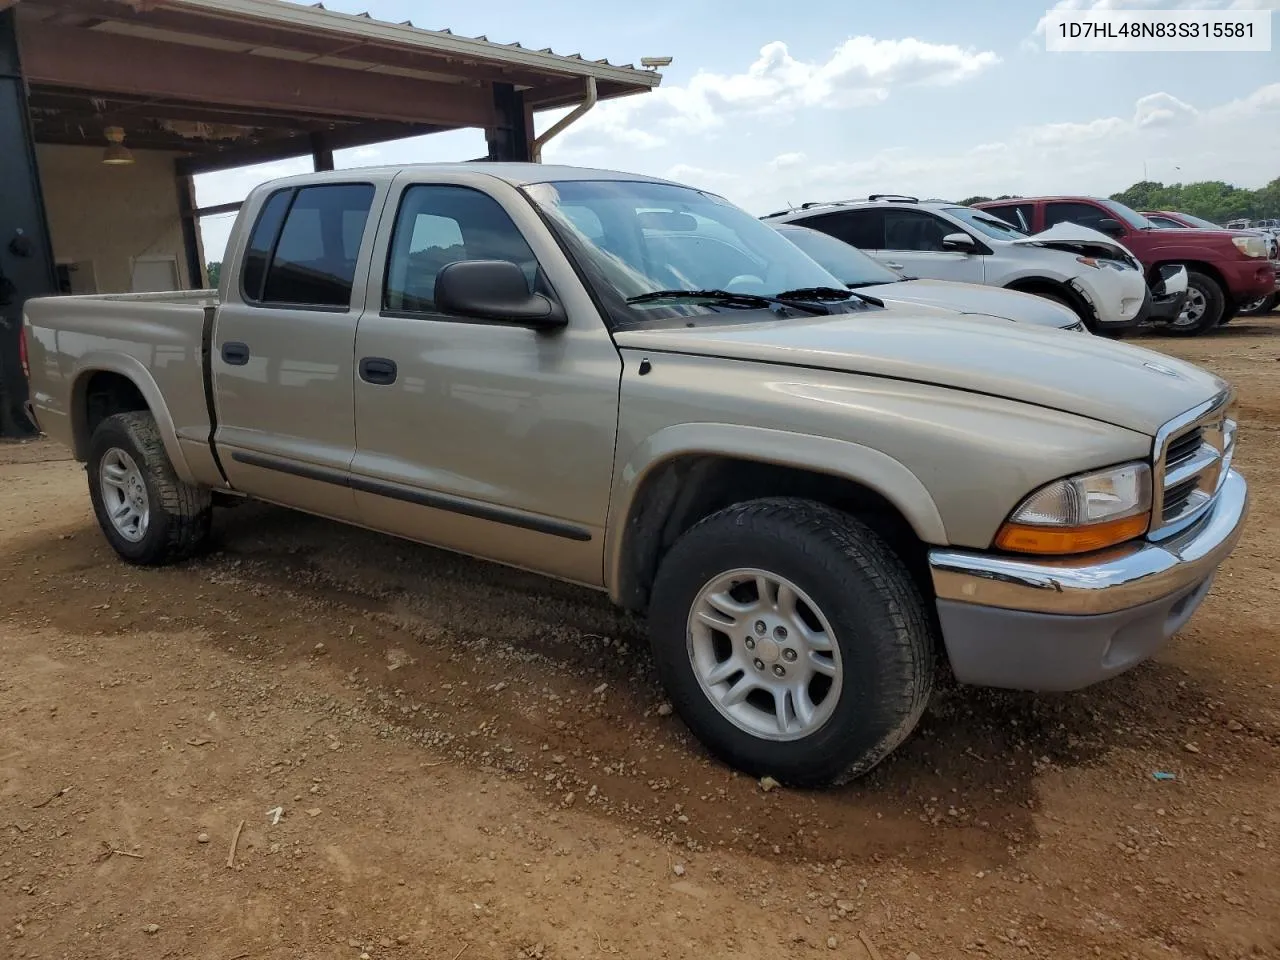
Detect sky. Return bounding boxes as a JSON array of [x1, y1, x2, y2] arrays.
[[194, 0, 1280, 261]]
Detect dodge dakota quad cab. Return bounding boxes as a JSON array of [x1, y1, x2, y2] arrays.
[[22, 164, 1249, 787], [975, 196, 1277, 335]]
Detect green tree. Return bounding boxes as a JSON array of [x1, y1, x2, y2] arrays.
[[1110, 177, 1280, 223], [206, 261, 221, 288]]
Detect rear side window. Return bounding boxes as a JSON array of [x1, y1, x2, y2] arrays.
[[240, 189, 292, 302], [383, 184, 539, 315], [242, 183, 376, 309], [1044, 201, 1110, 232], [799, 210, 884, 249]]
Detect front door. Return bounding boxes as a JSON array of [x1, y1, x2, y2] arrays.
[[211, 179, 383, 521], [873, 208, 986, 283], [350, 175, 623, 587]]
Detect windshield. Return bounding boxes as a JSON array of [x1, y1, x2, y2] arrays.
[[771, 225, 903, 286], [1176, 212, 1225, 230], [1100, 199, 1152, 230], [523, 179, 847, 320], [942, 206, 1029, 240]]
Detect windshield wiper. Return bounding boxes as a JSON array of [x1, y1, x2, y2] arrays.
[[777, 285, 885, 308], [625, 289, 831, 315]]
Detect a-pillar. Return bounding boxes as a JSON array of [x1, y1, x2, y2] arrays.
[[0, 9, 57, 438]]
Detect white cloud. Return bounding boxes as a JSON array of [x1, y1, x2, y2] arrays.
[[552, 82, 1280, 218], [547, 36, 999, 154], [1134, 92, 1199, 128]]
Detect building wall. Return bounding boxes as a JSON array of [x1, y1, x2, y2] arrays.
[[35, 144, 197, 294]]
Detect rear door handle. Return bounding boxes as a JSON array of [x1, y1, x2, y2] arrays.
[[359, 357, 398, 385], [883, 262, 904, 270], [221, 341, 250, 366]]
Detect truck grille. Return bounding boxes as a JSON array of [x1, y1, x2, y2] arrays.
[[1150, 393, 1236, 540]]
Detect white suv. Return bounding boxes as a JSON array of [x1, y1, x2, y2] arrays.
[[763, 196, 1155, 334]]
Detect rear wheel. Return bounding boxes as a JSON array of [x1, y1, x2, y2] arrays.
[[87, 411, 212, 565], [647, 497, 935, 787], [1166, 271, 1225, 335]]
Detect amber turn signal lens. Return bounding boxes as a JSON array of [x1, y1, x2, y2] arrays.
[[994, 513, 1150, 556]]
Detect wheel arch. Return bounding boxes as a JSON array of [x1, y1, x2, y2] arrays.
[[1151, 259, 1226, 294], [70, 355, 195, 483], [605, 424, 947, 613], [1002, 275, 1095, 324]]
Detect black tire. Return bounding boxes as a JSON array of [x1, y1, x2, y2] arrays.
[[86, 411, 212, 565], [647, 497, 935, 787], [1165, 270, 1225, 336], [1238, 293, 1278, 316]]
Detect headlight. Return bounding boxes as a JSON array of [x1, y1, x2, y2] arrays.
[[995, 461, 1152, 555], [1232, 236, 1267, 258]]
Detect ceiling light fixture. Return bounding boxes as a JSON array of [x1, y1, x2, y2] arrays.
[[102, 126, 135, 166]]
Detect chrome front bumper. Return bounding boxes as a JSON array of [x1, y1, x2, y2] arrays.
[[929, 468, 1249, 617]]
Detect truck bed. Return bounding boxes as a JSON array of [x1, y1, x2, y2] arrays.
[[23, 288, 223, 487]]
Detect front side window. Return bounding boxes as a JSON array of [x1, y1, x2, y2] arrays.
[[881, 209, 957, 252], [252, 184, 376, 308], [383, 184, 540, 315]]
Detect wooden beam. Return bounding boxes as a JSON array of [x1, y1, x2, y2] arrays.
[[26, 0, 553, 87], [18, 19, 495, 127], [187, 200, 243, 219], [28, 87, 333, 131], [175, 120, 444, 175]]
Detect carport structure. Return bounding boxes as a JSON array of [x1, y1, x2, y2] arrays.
[[0, 0, 662, 435]]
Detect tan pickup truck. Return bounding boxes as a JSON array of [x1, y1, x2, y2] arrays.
[[21, 163, 1248, 786]]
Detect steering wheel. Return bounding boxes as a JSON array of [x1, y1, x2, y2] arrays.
[[725, 274, 766, 292]]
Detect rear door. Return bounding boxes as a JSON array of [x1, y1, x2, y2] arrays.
[[211, 178, 386, 521]]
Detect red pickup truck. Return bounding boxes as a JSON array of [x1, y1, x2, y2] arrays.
[[974, 196, 1277, 335]]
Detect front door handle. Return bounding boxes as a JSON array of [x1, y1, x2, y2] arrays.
[[883, 262, 904, 270], [359, 357, 398, 386], [221, 341, 250, 366]]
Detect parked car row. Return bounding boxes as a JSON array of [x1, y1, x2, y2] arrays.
[[758, 193, 1276, 337], [20, 161, 1251, 786]]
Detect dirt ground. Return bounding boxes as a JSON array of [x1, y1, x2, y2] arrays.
[[3, 318, 1280, 960]]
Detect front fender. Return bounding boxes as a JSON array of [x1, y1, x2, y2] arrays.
[[71, 352, 195, 483], [603, 421, 947, 602]]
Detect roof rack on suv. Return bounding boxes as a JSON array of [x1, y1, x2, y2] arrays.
[[867, 194, 918, 203]]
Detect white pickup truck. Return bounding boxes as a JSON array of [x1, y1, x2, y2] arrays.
[[21, 163, 1248, 786]]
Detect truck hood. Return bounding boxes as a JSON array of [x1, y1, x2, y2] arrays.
[[614, 312, 1226, 436], [860, 278, 1079, 329], [1007, 222, 1139, 263]]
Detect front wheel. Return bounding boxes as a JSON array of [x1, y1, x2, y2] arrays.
[[1165, 270, 1225, 335], [647, 498, 935, 787], [87, 411, 213, 565], [1238, 293, 1278, 316]]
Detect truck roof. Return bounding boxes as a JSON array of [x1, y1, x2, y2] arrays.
[[257, 162, 680, 190]]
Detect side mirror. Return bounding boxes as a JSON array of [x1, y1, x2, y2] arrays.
[[434, 260, 566, 329], [1096, 218, 1125, 237], [942, 232, 976, 251]]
